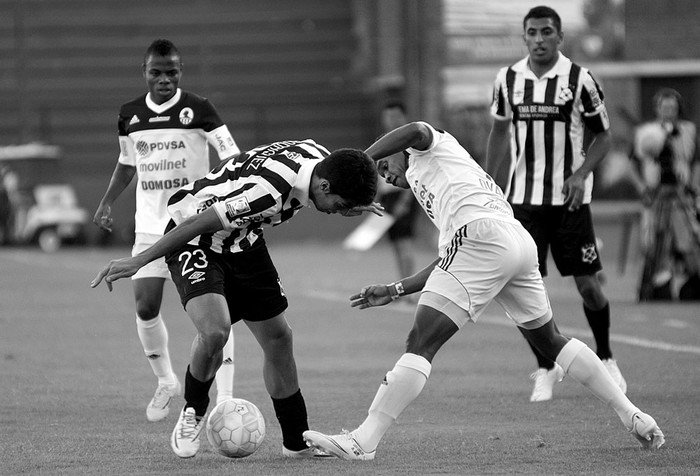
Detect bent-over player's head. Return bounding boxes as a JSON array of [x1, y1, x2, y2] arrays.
[[316, 149, 377, 207]]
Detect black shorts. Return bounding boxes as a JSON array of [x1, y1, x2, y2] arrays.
[[512, 204, 602, 277], [166, 241, 288, 323]]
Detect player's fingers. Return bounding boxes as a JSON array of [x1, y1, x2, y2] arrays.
[[90, 268, 108, 288]]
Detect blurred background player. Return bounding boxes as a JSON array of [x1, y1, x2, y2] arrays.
[[376, 100, 420, 281], [93, 39, 238, 422], [486, 6, 626, 402], [632, 87, 700, 300]]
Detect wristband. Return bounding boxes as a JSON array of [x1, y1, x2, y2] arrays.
[[388, 282, 404, 300]]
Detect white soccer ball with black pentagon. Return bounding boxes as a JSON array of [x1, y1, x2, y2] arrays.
[[206, 398, 266, 458]]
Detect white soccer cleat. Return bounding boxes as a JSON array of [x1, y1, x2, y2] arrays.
[[170, 407, 204, 458], [303, 429, 376, 461], [602, 358, 627, 394], [628, 412, 665, 450], [282, 445, 333, 459], [146, 380, 182, 422], [529, 364, 565, 402]]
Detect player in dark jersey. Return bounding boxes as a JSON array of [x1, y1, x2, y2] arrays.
[[92, 140, 379, 458], [93, 39, 238, 422], [486, 6, 626, 402]]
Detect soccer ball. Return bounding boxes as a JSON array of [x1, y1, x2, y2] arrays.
[[634, 122, 667, 159], [206, 398, 266, 458]]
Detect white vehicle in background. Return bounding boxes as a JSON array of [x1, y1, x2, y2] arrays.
[[0, 143, 88, 252]]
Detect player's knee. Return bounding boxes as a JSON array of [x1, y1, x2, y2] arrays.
[[199, 325, 231, 349], [575, 275, 605, 307], [135, 304, 160, 321]]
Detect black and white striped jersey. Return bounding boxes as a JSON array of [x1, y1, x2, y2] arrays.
[[491, 53, 609, 206], [166, 139, 329, 254]]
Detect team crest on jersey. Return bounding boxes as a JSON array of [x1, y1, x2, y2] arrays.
[[179, 107, 194, 125], [559, 86, 574, 103], [225, 196, 251, 218], [581, 242, 598, 264]]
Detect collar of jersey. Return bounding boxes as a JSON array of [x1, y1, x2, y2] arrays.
[[290, 159, 319, 208], [516, 52, 571, 80], [146, 88, 182, 114]]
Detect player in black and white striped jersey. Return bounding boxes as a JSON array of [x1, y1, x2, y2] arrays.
[[486, 6, 626, 403], [92, 140, 379, 459]]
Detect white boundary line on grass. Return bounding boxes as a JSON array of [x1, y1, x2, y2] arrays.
[[309, 290, 700, 356]]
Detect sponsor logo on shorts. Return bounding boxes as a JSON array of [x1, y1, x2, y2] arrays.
[[189, 271, 206, 284], [581, 242, 598, 264]]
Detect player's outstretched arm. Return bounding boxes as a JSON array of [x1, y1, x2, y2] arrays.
[[365, 122, 433, 161], [350, 258, 440, 310], [91, 207, 224, 291]]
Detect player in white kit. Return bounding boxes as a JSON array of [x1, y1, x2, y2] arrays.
[[303, 121, 665, 459], [93, 39, 238, 422]]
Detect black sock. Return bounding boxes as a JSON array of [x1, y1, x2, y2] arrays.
[[518, 326, 555, 369], [271, 389, 308, 451], [584, 302, 612, 360], [184, 366, 215, 417]]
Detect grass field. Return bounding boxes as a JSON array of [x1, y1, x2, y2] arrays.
[[2, 235, 699, 475]]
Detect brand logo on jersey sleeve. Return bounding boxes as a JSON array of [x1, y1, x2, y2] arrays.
[[225, 196, 251, 218], [179, 107, 194, 125]]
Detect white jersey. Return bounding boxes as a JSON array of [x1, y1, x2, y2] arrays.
[[405, 122, 518, 251], [117, 88, 239, 235]]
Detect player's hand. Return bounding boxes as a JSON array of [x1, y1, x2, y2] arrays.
[[562, 173, 586, 212], [350, 284, 393, 309], [93, 204, 113, 232], [90, 257, 140, 292], [343, 202, 385, 217]]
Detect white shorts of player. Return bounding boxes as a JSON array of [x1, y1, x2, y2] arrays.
[[419, 218, 552, 330], [131, 233, 171, 280]]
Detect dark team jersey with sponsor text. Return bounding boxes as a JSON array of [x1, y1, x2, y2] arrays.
[[117, 89, 238, 234]]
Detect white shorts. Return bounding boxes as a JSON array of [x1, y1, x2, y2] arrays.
[[421, 219, 552, 329], [131, 233, 171, 280]]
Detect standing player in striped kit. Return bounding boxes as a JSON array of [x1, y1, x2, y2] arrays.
[[302, 121, 664, 460], [486, 6, 626, 402], [92, 140, 379, 458], [93, 39, 238, 422]]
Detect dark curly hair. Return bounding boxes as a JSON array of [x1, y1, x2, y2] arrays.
[[315, 148, 377, 206], [143, 39, 181, 64]]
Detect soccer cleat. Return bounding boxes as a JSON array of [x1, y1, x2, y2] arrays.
[[303, 429, 376, 461], [602, 358, 627, 394], [170, 407, 204, 458], [627, 412, 665, 450], [529, 364, 565, 402], [147, 380, 182, 422], [282, 445, 334, 459]]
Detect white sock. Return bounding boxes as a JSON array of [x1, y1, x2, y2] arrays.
[[353, 353, 432, 452], [556, 338, 639, 425], [136, 314, 177, 385], [215, 326, 235, 405]]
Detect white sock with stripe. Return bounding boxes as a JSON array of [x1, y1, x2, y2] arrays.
[[215, 326, 235, 405], [353, 353, 431, 452], [556, 338, 639, 425]]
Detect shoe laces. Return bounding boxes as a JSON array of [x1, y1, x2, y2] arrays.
[[178, 409, 202, 440]]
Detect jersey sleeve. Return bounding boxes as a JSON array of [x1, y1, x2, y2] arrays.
[[206, 124, 240, 162], [211, 183, 282, 231], [490, 68, 512, 121], [116, 113, 136, 166], [579, 70, 610, 133]]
